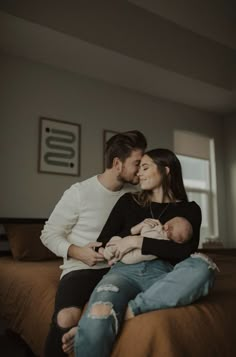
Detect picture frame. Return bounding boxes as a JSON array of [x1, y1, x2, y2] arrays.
[[38, 117, 81, 176], [103, 130, 119, 170]]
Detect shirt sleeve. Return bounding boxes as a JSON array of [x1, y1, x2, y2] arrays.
[[97, 194, 129, 247], [40, 185, 81, 258], [141, 202, 202, 263]]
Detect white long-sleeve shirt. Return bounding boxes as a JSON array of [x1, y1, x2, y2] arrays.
[[40, 175, 131, 278]]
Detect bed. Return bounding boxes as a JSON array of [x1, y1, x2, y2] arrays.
[[0, 218, 236, 357]]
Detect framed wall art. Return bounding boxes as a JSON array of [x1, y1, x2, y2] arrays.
[[103, 130, 119, 170], [38, 117, 81, 176]]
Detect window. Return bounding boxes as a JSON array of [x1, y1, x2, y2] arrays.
[[174, 131, 218, 246]]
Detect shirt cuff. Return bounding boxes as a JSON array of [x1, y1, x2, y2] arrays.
[[141, 237, 154, 255], [57, 241, 72, 259]]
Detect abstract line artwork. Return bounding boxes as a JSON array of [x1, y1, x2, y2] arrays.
[[38, 117, 80, 176]]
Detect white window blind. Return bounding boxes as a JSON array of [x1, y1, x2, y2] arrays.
[[174, 130, 218, 246]]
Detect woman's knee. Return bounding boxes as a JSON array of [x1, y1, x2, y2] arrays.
[[190, 253, 219, 276], [89, 302, 112, 317], [188, 253, 219, 290], [175, 253, 219, 289], [57, 306, 81, 328]]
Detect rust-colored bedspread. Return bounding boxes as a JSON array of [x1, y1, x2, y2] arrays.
[[0, 253, 236, 357], [0, 257, 61, 356]]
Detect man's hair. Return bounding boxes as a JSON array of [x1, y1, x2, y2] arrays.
[[104, 130, 147, 169]]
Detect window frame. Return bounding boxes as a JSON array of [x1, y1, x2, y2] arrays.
[[177, 150, 218, 245]]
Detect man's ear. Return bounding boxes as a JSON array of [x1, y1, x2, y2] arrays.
[[165, 166, 170, 175], [113, 157, 122, 173]]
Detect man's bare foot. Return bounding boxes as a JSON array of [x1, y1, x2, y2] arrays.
[[124, 306, 134, 320], [62, 326, 78, 354]]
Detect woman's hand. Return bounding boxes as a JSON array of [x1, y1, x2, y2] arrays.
[[106, 235, 143, 260], [143, 218, 162, 228]]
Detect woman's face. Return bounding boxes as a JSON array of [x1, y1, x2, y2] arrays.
[[138, 155, 163, 190]]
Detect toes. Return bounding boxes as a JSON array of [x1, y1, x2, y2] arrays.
[[63, 339, 74, 353], [62, 326, 78, 352]]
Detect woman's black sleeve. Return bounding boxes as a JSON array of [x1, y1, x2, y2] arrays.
[[141, 202, 202, 262], [96, 193, 129, 248]]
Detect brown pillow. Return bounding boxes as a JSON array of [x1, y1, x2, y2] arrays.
[[5, 223, 57, 261]]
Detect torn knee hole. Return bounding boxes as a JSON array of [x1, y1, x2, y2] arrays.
[[96, 284, 119, 292], [57, 307, 81, 328], [89, 302, 113, 317], [88, 302, 119, 334]]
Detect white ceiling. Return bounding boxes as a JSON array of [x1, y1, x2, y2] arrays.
[[129, 0, 236, 49], [0, 1, 235, 114]]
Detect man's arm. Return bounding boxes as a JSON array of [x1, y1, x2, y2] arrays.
[[40, 185, 104, 266]]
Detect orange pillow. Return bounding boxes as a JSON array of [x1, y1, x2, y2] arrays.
[[5, 223, 57, 261]]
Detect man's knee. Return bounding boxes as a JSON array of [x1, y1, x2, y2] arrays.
[[57, 306, 81, 328]]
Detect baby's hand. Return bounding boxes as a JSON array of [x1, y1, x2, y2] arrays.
[[103, 246, 116, 261], [103, 247, 120, 266], [103, 236, 122, 264]]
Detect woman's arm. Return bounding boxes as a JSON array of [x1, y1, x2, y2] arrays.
[[97, 193, 130, 247], [141, 202, 202, 262]]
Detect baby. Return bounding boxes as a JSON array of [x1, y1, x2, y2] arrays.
[[103, 216, 193, 265]]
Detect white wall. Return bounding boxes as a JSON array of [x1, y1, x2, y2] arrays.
[[0, 54, 229, 244], [223, 116, 236, 247]]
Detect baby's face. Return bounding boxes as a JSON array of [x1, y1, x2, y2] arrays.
[[164, 223, 183, 240]]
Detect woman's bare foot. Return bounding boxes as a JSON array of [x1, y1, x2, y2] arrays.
[[124, 306, 134, 320], [62, 326, 78, 354]]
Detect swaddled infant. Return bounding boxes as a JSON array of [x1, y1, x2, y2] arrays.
[[103, 216, 192, 265]]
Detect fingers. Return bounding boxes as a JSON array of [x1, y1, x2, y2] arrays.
[[108, 258, 118, 266], [106, 241, 116, 247], [114, 249, 121, 260], [98, 247, 105, 254], [144, 218, 162, 227], [94, 252, 105, 261], [88, 242, 102, 248], [104, 248, 115, 261], [63, 339, 74, 354]]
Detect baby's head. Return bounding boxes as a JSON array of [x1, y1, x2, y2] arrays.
[[163, 217, 192, 243]]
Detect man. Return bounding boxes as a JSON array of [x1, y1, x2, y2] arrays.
[[40, 130, 147, 356]]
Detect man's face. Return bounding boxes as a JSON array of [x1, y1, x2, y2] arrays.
[[119, 149, 143, 185]]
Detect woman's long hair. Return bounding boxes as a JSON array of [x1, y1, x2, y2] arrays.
[[133, 148, 188, 206]]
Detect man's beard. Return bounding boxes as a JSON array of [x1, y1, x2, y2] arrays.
[[117, 173, 139, 185]]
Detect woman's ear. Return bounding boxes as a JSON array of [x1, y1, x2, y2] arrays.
[[165, 166, 170, 175]]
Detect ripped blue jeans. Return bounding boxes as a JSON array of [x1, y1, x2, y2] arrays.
[[74, 254, 218, 357]]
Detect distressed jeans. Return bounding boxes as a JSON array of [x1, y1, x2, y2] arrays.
[[74, 254, 217, 357]]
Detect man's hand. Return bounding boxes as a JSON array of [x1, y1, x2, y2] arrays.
[[68, 242, 105, 266]]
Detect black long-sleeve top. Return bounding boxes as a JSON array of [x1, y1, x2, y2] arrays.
[[97, 193, 202, 265]]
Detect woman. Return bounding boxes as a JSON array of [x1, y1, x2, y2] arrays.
[[73, 148, 217, 357]]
